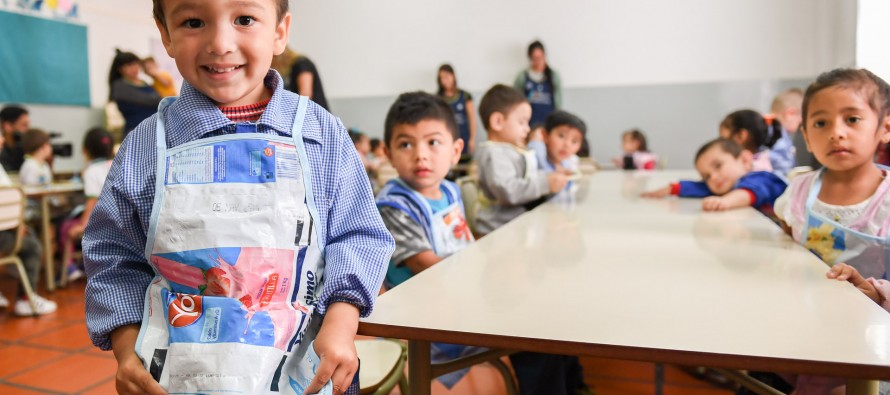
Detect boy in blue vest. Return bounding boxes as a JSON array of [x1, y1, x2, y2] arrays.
[[83, 1, 393, 394], [376, 92, 478, 387]]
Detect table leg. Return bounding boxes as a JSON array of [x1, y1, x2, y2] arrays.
[[847, 380, 878, 395], [41, 196, 55, 292], [408, 340, 431, 395], [654, 363, 663, 395]]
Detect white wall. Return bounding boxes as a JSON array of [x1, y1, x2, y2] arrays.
[[291, 0, 856, 99], [856, 0, 890, 80]]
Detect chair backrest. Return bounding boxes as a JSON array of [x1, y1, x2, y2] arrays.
[[0, 187, 25, 255], [456, 176, 479, 235], [376, 163, 399, 189]]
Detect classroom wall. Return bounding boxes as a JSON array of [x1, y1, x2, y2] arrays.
[[292, 0, 856, 168], [856, 0, 890, 79]]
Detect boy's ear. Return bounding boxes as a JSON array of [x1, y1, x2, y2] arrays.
[[489, 112, 505, 132], [155, 19, 175, 58], [273, 12, 292, 55], [383, 144, 392, 161], [452, 138, 465, 165], [739, 149, 754, 169]]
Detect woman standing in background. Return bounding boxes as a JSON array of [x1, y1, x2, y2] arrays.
[[514, 40, 562, 127], [273, 47, 329, 111], [437, 64, 477, 160], [108, 50, 161, 140]]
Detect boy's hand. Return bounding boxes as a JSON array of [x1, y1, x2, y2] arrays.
[[306, 303, 360, 395], [702, 196, 729, 211], [641, 185, 672, 198], [547, 172, 569, 193], [827, 263, 882, 305], [111, 325, 166, 395]]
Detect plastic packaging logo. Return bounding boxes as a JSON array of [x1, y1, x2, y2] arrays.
[[168, 294, 203, 327]]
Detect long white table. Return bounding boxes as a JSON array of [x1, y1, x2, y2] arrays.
[[359, 171, 890, 395]]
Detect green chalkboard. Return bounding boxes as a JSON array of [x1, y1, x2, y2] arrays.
[[0, 11, 90, 106]]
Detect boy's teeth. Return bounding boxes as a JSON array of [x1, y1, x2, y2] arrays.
[[208, 66, 237, 73]]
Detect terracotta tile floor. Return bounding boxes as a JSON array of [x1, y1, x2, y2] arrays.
[[0, 278, 735, 394]]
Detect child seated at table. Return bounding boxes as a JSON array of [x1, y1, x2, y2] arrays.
[[719, 110, 783, 173], [642, 138, 787, 216], [19, 129, 53, 186], [527, 110, 585, 183], [376, 91, 481, 388], [60, 128, 114, 281], [776, 68, 890, 394], [474, 84, 569, 235], [612, 129, 658, 170], [0, 130, 56, 316]]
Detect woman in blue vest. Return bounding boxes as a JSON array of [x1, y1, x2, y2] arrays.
[[437, 64, 477, 161], [514, 41, 563, 128]]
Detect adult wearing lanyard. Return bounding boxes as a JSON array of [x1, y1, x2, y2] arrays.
[[514, 40, 562, 128]]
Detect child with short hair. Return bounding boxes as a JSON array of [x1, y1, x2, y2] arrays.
[[778, 68, 890, 394], [720, 109, 784, 172], [527, 110, 585, 179], [84, 1, 393, 394], [474, 85, 588, 395], [19, 128, 53, 186], [376, 91, 480, 388], [141, 57, 178, 98], [60, 127, 115, 281], [770, 88, 804, 175], [643, 138, 787, 215], [0, 128, 55, 316], [474, 84, 568, 235], [612, 128, 658, 170]]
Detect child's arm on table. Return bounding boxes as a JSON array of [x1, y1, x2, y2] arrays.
[[701, 189, 752, 211], [404, 250, 441, 274], [642, 181, 712, 199], [306, 124, 395, 395]]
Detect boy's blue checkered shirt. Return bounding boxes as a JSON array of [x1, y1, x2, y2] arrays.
[[83, 70, 394, 350]]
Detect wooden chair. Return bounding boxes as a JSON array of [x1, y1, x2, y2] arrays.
[[376, 163, 399, 191], [456, 176, 480, 236], [356, 339, 408, 395], [0, 187, 39, 316]]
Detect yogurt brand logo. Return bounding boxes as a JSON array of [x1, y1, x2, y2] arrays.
[[264, 147, 274, 157], [168, 294, 203, 327]]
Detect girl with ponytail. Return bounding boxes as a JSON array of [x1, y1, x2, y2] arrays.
[[719, 109, 783, 172]]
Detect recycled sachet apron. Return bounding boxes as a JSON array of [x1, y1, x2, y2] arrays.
[[135, 96, 333, 394], [794, 166, 890, 280]]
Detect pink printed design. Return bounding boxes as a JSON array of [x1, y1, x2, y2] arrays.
[[151, 247, 303, 350]]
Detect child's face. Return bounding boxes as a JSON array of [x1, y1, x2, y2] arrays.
[[143, 60, 159, 74], [491, 103, 532, 146], [545, 126, 583, 163], [1, 114, 29, 135], [438, 71, 456, 92], [386, 119, 463, 198], [120, 61, 142, 81], [802, 86, 890, 172], [156, 0, 290, 107], [694, 146, 751, 196], [621, 134, 640, 153], [372, 144, 385, 158], [529, 48, 546, 73]]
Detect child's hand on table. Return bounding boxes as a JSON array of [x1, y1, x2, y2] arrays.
[[701, 196, 730, 211], [641, 185, 672, 198], [827, 263, 882, 305], [547, 172, 570, 193], [306, 302, 360, 395]]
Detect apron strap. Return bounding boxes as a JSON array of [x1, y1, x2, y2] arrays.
[[144, 97, 177, 260]]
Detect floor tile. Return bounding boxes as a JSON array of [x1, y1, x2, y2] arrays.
[[0, 344, 66, 377], [6, 354, 116, 393], [79, 378, 117, 395], [0, 315, 70, 342], [22, 322, 92, 351], [0, 383, 55, 395]]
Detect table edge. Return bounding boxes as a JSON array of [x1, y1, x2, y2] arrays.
[[358, 322, 890, 380]]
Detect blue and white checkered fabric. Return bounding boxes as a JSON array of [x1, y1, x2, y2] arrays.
[[83, 70, 394, 350]]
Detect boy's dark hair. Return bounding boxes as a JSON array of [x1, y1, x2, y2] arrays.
[[719, 109, 783, 152], [0, 105, 28, 125], [622, 129, 648, 152], [153, 0, 289, 29], [108, 49, 141, 100], [22, 128, 49, 155], [802, 68, 890, 128], [544, 111, 587, 138], [84, 127, 115, 160], [383, 91, 459, 146], [694, 138, 744, 163], [478, 84, 527, 131], [370, 138, 382, 152]]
